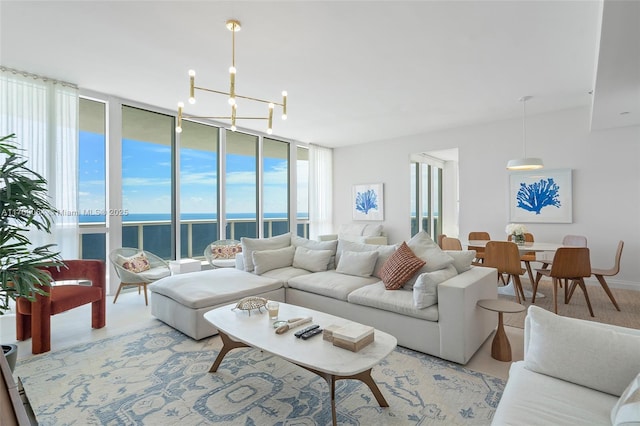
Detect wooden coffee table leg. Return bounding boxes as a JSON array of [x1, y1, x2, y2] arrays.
[[339, 369, 389, 408], [491, 312, 512, 362], [209, 331, 248, 372], [308, 367, 388, 426]]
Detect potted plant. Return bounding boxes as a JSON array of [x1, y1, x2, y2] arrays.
[[0, 133, 63, 371]]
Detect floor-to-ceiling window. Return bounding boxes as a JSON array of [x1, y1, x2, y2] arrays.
[[410, 157, 443, 240], [121, 105, 175, 259], [179, 120, 219, 258], [78, 97, 107, 261], [225, 130, 258, 239], [78, 94, 310, 267], [263, 138, 290, 237]]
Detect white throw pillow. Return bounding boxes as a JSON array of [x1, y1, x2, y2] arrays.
[[252, 245, 295, 275], [292, 246, 333, 272], [445, 250, 476, 273], [291, 236, 339, 269], [403, 231, 455, 288], [240, 233, 291, 272], [611, 373, 640, 426], [362, 224, 383, 237], [291, 236, 338, 253], [336, 240, 397, 279], [412, 265, 458, 308], [336, 250, 378, 277], [406, 231, 455, 272], [525, 305, 640, 396]]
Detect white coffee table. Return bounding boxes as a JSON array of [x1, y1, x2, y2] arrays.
[[204, 302, 398, 425]]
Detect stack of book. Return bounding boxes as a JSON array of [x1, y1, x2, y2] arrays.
[[323, 323, 375, 352]]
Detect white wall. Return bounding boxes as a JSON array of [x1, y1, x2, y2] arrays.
[[333, 107, 640, 289]]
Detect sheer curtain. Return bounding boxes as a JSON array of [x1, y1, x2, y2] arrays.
[[0, 67, 79, 259], [308, 144, 333, 239]]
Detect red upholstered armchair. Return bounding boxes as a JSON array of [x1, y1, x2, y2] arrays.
[[16, 260, 106, 354]]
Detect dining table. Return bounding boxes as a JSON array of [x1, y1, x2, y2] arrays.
[[466, 240, 565, 299]]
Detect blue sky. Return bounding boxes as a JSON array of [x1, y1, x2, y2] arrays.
[[79, 131, 306, 217]]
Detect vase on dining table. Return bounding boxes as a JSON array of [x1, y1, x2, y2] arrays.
[[513, 233, 526, 245]]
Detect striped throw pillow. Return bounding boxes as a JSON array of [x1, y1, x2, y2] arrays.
[[380, 242, 426, 290]]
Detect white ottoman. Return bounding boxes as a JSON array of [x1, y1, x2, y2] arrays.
[[149, 268, 285, 339]]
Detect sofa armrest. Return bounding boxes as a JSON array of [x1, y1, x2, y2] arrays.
[[318, 234, 338, 242], [437, 266, 498, 364]]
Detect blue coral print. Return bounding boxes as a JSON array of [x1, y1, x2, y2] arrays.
[[355, 189, 378, 214], [516, 178, 561, 214]]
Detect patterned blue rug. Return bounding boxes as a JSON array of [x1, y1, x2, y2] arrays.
[[15, 321, 503, 425]]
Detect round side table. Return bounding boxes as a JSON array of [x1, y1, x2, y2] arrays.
[[477, 299, 525, 362]]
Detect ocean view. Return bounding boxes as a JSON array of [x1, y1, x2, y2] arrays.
[[79, 212, 304, 223]]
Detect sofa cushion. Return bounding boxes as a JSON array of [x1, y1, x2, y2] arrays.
[[259, 266, 312, 283], [413, 264, 458, 309], [336, 240, 397, 279], [137, 266, 172, 281], [445, 250, 476, 273], [347, 282, 439, 322], [148, 268, 283, 309], [525, 305, 640, 396], [252, 245, 295, 275], [336, 250, 378, 277], [492, 361, 618, 426], [610, 373, 640, 426], [287, 270, 378, 301], [292, 246, 333, 272], [241, 233, 292, 272], [380, 242, 426, 290]]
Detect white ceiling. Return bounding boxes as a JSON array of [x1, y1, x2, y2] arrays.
[[1, 1, 638, 148]]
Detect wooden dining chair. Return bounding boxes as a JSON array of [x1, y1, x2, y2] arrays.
[[437, 234, 447, 249], [441, 237, 463, 251], [533, 247, 594, 317], [589, 240, 623, 311], [507, 232, 536, 285], [468, 231, 490, 264], [534, 234, 588, 287], [484, 241, 526, 304]]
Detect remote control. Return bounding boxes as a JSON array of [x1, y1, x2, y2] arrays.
[[300, 328, 323, 340], [295, 324, 319, 338]]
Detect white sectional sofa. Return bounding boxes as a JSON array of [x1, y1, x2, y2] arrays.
[[493, 306, 640, 425], [149, 231, 497, 365]]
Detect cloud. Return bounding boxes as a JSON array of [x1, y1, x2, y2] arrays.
[[123, 177, 171, 187], [180, 170, 218, 185]]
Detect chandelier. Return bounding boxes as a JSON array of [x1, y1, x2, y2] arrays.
[[175, 19, 287, 135]]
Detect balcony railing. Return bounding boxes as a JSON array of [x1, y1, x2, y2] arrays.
[[80, 218, 310, 262]]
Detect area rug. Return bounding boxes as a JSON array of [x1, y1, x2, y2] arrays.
[[15, 321, 503, 425]]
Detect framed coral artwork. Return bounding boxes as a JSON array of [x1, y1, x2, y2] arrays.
[[509, 169, 572, 223], [353, 183, 384, 221]]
